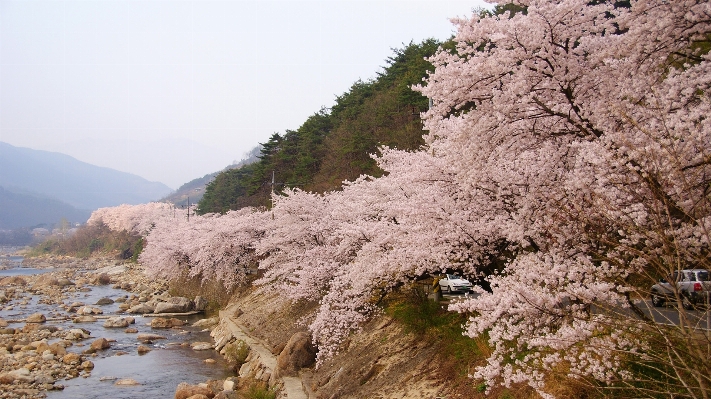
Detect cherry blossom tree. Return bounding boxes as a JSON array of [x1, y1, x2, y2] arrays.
[[417, 0, 711, 396], [137, 207, 266, 290], [88, 202, 174, 235]]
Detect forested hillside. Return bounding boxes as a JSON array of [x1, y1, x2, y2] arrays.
[[197, 40, 444, 213]]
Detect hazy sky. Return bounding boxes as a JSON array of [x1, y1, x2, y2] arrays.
[[0, 0, 489, 189]]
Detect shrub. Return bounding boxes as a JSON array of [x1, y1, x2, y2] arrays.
[[224, 339, 249, 365]]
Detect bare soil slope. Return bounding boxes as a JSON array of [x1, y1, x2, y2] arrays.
[[226, 288, 475, 399]]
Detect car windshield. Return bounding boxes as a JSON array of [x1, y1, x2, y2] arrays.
[[696, 271, 709, 281], [448, 274, 462, 280]]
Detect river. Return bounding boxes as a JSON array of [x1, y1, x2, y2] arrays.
[[0, 258, 233, 399]]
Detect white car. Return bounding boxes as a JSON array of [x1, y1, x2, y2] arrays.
[[439, 274, 473, 294]]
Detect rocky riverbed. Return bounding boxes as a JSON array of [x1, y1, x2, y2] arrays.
[[0, 256, 239, 399]]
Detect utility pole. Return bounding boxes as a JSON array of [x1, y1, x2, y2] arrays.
[[186, 197, 190, 222]]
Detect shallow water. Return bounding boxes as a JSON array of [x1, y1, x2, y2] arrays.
[[0, 267, 233, 399], [0, 267, 52, 276]]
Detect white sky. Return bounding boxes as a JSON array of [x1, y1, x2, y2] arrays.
[[0, 0, 489, 189]]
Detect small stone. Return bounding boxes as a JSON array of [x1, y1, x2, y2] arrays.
[[73, 315, 97, 323], [115, 378, 140, 386], [137, 333, 166, 342], [191, 342, 213, 351], [137, 345, 151, 354]]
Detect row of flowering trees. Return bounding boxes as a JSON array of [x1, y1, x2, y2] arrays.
[[88, 0, 711, 397]]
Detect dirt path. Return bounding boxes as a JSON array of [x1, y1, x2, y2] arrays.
[[219, 302, 309, 399]]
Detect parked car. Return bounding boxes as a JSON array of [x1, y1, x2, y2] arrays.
[[650, 269, 711, 310], [439, 274, 473, 294]]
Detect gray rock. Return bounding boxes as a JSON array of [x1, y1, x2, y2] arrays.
[[103, 317, 130, 328], [154, 299, 191, 314], [127, 303, 155, 314], [193, 296, 208, 311], [191, 342, 213, 351]]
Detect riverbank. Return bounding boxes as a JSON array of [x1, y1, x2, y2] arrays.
[[0, 255, 481, 399], [213, 287, 469, 399]]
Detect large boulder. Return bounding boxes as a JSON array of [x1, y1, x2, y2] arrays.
[[276, 332, 317, 377], [193, 296, 208, 312], [127, 303, 155, 314], [150, 317, 185, 328], [154, 297, 192, 314], [103, 317, 133, 328], [174, 382, 215, 399]]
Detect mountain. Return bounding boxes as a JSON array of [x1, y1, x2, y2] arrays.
[[197, 40, 439, 213], [0, 187, 91, 229], [0, 142, 173, 227], [161, 145, 262, 207]]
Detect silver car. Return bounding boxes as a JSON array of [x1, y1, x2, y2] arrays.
[[650, 269, 710, 310]]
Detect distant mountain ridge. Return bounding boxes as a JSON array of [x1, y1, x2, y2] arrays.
[[0, 187, 91, 229], [0, 142, 173, 228], [161, 145, 261, 207]]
